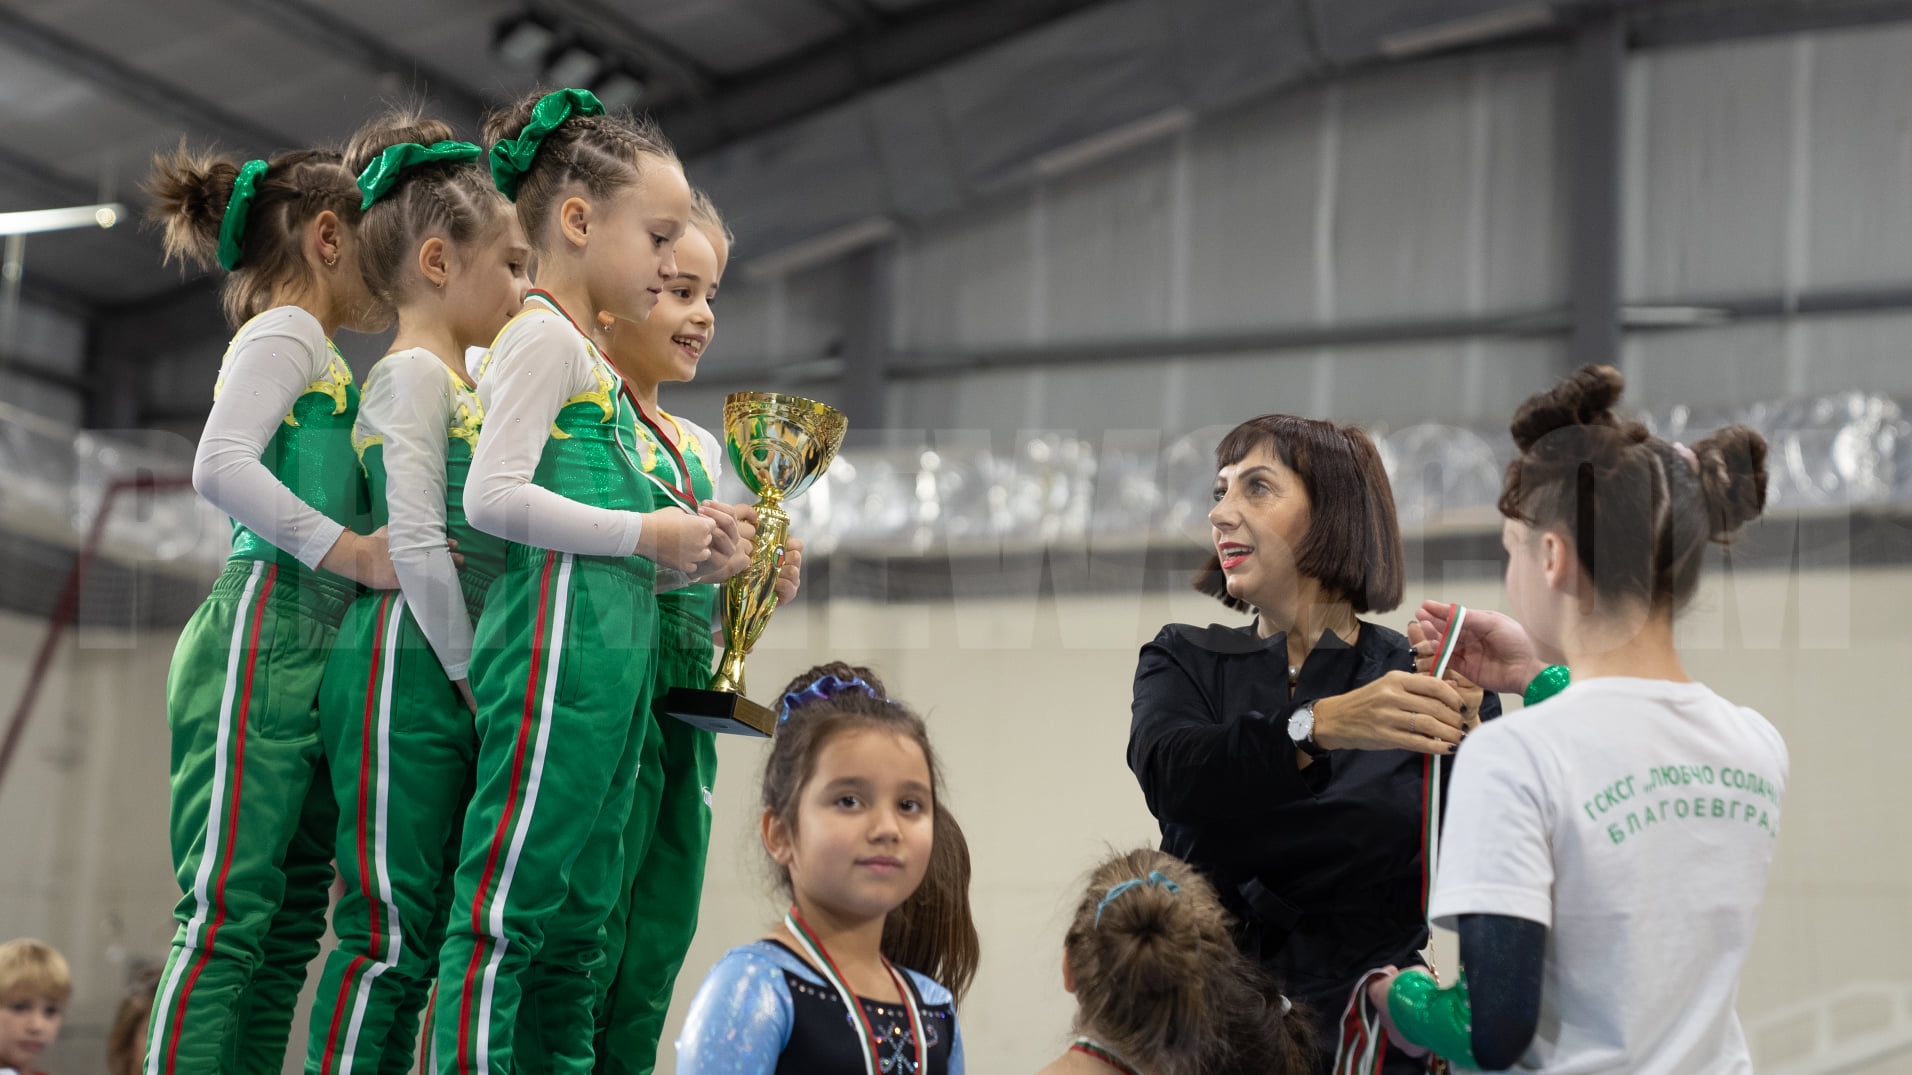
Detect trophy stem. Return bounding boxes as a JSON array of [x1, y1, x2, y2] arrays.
[[710, 648, 747, 698]]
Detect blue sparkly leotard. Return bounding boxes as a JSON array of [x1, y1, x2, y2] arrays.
[[676, 939, 965, 1075]]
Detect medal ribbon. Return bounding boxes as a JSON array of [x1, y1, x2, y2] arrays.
[[783, 907, 927, 1075], [619, 383, 700, 512], [1069, 1038, 1143, 1075], [1422, 604, 1466, 912], [1334, 606, 1467, 1075]]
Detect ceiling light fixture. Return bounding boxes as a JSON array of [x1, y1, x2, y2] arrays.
[[1379, 2, 1557, 58], [0, 203, 127, 236], [594, 69, 646, 111], [544, 41, 603, 88], [493, 14, 558, 67]]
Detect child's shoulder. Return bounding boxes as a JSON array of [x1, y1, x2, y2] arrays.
[[901, 966, 957, 1008], [227, 305, 327, 360], [710, 938, 813, 988], [492, 306, 586, 355]]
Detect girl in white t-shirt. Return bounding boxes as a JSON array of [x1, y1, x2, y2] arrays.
[[1367, 364, 1787, 1074]]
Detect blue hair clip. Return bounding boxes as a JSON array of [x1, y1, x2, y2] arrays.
[[1094, 870, 1181, 927], [776, 673, 887, 726]]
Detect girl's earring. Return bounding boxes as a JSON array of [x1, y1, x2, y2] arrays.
[[324, 253, 338, 268]]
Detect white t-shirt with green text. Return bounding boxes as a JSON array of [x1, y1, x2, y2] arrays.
[[1430, 676, 1788, 1074]]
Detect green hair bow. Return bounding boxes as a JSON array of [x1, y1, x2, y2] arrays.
[[216, 158, 270, 271], [489, 88, 604, 200], [357, 140, 483, 210]]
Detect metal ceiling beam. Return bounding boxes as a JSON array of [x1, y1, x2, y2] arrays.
[[0, 144, 97, 205], [0, 4, 291, 152], [544, 0, 722, 96], [1567, 8, 1623, 374], [652, 0, 1114, 157], [1627, 0, 1912, 48], [211, 0, 492, 131]]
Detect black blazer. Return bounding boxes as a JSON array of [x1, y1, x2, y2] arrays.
[[1129, 619, 1502, 1072]]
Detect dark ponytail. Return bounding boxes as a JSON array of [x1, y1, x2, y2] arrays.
[[882, 800, 980, 1004], [145, 143, 361, 327], [1498, 364, 1767, 611]]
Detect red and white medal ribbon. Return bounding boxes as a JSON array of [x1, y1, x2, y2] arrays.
[[784, 908, 928, 1075], [1333, 968, 1395, 1075], [1335, 605, 1467, 1075], [1422, 604, 1467, 906]]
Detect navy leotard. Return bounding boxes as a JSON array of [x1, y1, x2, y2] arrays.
[[676, 939, 965, 1075]]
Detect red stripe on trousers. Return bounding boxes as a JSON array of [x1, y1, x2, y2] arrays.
[[321, 594, 394, 1075], [318, 955, 370, 1075], [165, 563, 278, 1075], [458, 552, 559, 1075]]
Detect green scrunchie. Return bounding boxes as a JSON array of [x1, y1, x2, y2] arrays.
[[357, 140, 483, 210], [217, 159, 270, 271], [488, 88, 605, 200], [1387, 968, 1477, 1069], [1523, 664, 1572, 707]]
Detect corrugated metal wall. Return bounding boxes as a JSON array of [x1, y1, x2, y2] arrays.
[[672, 20, 1912, 447]]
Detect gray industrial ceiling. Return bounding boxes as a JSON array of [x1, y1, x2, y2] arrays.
[[1, 0, 1905, 315]]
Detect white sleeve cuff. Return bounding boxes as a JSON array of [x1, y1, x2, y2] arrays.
[[295, 517, 348, 572]]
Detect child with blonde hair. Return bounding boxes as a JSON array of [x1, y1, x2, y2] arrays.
[[0, 940, 70, 1075]]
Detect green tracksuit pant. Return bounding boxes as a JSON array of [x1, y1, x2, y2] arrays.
[[305, 581, 489, 1075], [591, 600, 717, 1075], [434, 551, 655, 1075], [148, 559, 356, 1075]]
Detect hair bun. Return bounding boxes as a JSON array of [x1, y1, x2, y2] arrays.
[[345, 108, 462, 177], [1509, 364, 1628, 451], [144, 143, 244, 272], [1690, 425, 1768, 539]]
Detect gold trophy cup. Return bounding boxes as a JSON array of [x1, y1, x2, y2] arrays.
[[659, 391, 847, 737]]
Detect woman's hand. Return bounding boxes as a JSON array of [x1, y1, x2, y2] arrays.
[[1312, 670, 1465, 754], [320, 527, 400, 589], [1409, 620, 1484, 734], [636, 510, 716, 574], [774, 537, 803, 604], [1411, 601, 1549, 695]]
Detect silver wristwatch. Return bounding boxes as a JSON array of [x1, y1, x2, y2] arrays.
[[1288, 702, 1327, 758]]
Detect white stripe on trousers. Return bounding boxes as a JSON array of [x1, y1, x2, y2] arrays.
[[338, 593, 411, 1075], [146, 560, 268, 1075], [476, 553, 573, 1075]]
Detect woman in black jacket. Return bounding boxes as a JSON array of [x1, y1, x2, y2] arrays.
[[1128, 414, 1500, 1074]]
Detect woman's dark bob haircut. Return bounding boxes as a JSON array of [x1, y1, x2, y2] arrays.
[[1194, 414, 1405, 615]]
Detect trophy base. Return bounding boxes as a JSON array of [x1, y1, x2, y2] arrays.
[[658, 687, 776, 738]]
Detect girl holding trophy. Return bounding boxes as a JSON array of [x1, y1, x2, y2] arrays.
[[434, 87, 737, 1075], [588, 192, 803, 1074]]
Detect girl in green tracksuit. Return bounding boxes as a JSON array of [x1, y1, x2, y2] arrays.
[[144, 145, 395, 1075], [432, 88, 736, 1075], [302, 109, 530, 1075], [589, 192, 803, 1075]]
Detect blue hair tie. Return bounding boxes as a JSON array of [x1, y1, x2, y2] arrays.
[[776, 673, 888, 726], [1094, 870, 1181, 927]]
